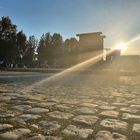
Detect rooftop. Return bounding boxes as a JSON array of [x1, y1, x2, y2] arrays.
[[76, 32, 103, 36]]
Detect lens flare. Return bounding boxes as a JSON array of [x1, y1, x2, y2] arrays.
[[125, 35, 140, 46], [21, 35, 140, 94], [115, 43, 127, 51], [20, 49, 115, 94]]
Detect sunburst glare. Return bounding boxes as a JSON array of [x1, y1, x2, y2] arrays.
[[115, 42, 127, 53]]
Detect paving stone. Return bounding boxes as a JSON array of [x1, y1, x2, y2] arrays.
[[0, 128, 31, 140], [120, 108, 138, 113], [12, 118, 26, 125], [47, 98, 59, 103], [62, 125, 93, 139], [112, 92, 124, 97], [122, 113, 140, 122], [1, 70, 140, 139], [100, 119, 128, 131], [11, 95, 27, 100], [39, 121, 61, 132], [129, 100, 140, 105], [75, 107, 97, 114], [95, 131, 112, 140], [73, 115, 98, 125], [37, 102, 57, 107], [28, 134, 45, 140], [132, 123, 140, 133], [99, 105, 117, 110], [26, 107, 49, 114], [79, 103, 98, 108], [99, 110, 119, 118], [23, 100, 37, 105], [95, 101, 109, 106], [0, 97, 11, 101], [124, 94, 136, 98], [130, 105, 140, 109], [0, 124, 13, 131], [0, 113, 15, 118], [19, 114, 41, 121], [112, 103, 128, 106], [55, 104, 73, 111], [45, 136, 62, 140], [12, 105, 32, 111], [31, 124, 39, 129], [115, 98, 128, 104], [13, 114, 41, 123], [95, 131, 127, 140], [112, 132, 128, 140], [60, 100, 78, 105], [48, 111, 74, 119]]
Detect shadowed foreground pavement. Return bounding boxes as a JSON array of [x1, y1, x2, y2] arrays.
[[0, 70, 140, 140]]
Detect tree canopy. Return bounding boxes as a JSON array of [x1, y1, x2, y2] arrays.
[[0, 16, 79, 68]]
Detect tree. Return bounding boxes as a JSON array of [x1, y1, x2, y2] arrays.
[[23, 35, 37, 67], [64, 39, 70, 49], [37, 33, 79, 68], [37, 34, 46, 65], [0, 16, 18, 65], [51, 33, 63, 67], [64, 37, 78, 52], [17, 31, 27, 56], [63, 37, 79, 66], [51, 33, 63, 48]]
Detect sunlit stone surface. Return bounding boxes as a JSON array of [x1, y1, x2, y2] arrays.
[[0, 71, 140, 139], [122, 113, 140, 122], [48, 111, 74, 119], [12, 105, 32, 111], [26, 107, 49, 114], [28, 134, 45, 140], [73, 115, 98, 125], [55, 104, 73, 111], [0, 128, 31, 140], [130, 105, 140, 109], [45, 136, 62, 140], [95, 131, 127, 140], [99, 105, 117, 110], [0, 113, 15, 118], [100, 119, 128, 131], [132, 123, 140, 133], [75, 107, 97, 114], [0, 124, 13, 131], [13, 114, 41, 124], [99, 110, 119, 118], [62, 125, 93, 138], [79, 103, 98, 108], [120, 107, 138, 113], [37, 102, 57, 108], [38, 121, 61, 132]]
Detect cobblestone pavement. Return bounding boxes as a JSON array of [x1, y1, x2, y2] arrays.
[[0, 70, 140, 140]]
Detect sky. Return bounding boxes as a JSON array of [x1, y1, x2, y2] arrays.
[[0, 0, 140, 53]]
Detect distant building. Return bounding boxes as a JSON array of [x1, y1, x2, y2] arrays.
[[105, 48, 121, 61], [76, 32, 105, 52], [76, 32, 105, 63]]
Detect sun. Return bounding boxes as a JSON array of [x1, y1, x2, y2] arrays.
[[115, 43, 127, 51]]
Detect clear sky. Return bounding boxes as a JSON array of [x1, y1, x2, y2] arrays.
[[0, 0, 140, 53]]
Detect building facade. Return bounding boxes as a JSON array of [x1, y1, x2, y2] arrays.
[[76, 32, 105, 52]]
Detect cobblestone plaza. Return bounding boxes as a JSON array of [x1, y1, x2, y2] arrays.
[[0, 69, 139, 140]]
